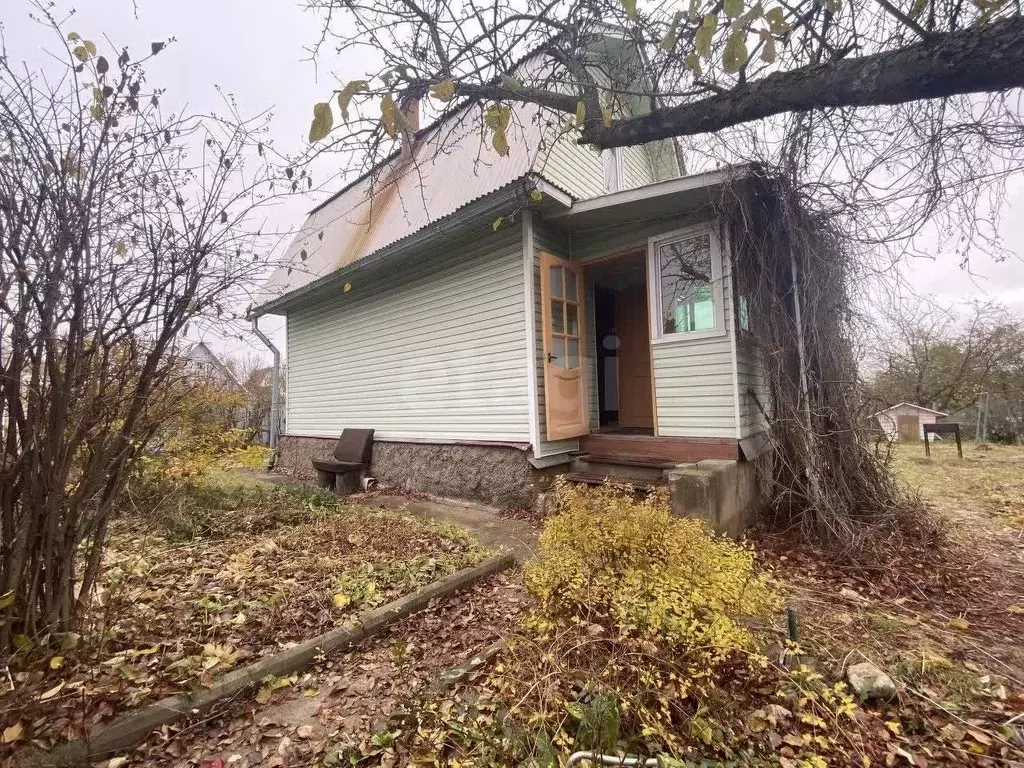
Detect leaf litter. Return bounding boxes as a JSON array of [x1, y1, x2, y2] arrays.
[[0, 479, 490, 760]]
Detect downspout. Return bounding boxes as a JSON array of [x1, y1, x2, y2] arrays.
[[250, 316, 280, 470]]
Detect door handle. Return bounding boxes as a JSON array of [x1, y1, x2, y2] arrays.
[[547, 352, 557, 362]]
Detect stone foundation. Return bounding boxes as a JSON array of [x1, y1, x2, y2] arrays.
[[275, 435, 546, 509]]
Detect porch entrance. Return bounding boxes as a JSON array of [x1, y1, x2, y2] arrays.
[[587, 250, 654, 434]]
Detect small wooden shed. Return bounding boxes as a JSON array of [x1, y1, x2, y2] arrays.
[[873, 402, 948, 442]]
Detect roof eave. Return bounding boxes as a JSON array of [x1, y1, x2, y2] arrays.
[[252, 173, 561, 317]]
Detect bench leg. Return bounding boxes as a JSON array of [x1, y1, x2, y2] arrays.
[[334, 470, 360, 496], [315, 469, 334, 489]]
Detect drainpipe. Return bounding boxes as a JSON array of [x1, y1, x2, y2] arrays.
[[250, 315, 280, 469]]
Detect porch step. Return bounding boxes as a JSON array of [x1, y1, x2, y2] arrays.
[[569, 452, 676, 482], [562, 471, 664, 491]]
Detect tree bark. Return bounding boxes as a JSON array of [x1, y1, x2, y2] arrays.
[[589, 16, 1024, 148]]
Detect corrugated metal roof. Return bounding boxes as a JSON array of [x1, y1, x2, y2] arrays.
[[258, 102, 551, 306]]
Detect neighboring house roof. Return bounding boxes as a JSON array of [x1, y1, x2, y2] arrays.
[[184, 342, 244, 389], [871, 402, 948, 418]]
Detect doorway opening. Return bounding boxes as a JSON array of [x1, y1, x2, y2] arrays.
[[586, 250, 654, 435]]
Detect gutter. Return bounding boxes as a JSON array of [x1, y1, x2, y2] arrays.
[[250, 317, 281, 467]]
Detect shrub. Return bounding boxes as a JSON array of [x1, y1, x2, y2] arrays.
[[491, 481, 776, 757]]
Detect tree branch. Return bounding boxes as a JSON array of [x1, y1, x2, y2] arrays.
[[588, 15, 1024, 148]]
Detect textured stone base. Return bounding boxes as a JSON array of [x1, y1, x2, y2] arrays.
[[276, 435, 547, 509]]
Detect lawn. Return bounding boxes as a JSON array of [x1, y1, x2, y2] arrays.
[[0, 473, 490, 756]]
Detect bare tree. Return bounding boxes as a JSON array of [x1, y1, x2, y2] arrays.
[[0, 17, 280, 643], [871, 297, 1024, 412]]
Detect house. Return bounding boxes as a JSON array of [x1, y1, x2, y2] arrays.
[[252, 47, 771, 518], [873, 402, 948, 442], [183, 341, 244, 390]]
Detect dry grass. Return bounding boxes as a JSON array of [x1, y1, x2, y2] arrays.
[[890, 439, 1024, 531]]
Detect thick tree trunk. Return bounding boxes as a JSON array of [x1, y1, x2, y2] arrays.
[[590, 16, 1024, 147]]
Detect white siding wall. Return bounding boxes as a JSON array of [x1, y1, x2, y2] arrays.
[[571, 215, 739, 439], [619, 145, 655, 190], [736, 338, 769, 438], [535, 131, 606, 200], [285, 229, 530, 442]]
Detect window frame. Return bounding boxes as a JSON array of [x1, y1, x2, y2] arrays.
[[646, 222, 727, 344]]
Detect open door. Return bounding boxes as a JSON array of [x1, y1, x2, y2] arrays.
[[540, 251, 589, 440]]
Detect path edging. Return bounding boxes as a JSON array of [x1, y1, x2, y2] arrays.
[[22, 551, 516, 768]]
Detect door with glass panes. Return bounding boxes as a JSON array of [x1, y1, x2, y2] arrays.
[[540, 251, 589, 440]]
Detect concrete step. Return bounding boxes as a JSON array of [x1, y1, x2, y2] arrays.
[[562, 470, 665, 491], [569, 452, 676, 482]]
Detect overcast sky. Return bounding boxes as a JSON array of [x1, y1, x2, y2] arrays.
[[3, 0, 1023, 367]]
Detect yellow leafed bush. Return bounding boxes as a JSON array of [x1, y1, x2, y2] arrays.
[[526, 480, 775, 653]]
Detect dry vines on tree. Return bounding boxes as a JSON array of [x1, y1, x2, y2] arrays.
[[723, 172, 926, 556]]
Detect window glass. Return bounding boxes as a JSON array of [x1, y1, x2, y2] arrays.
[[565, 303, 579, 336], [566, 271, 578, 302], [551, 299, 565, 334], [739, 295, 750, 331], [551, 336, 566, 365], [658, 234, 715, 335], [566, 338, 579, 369], [549, 266, 564, 298]]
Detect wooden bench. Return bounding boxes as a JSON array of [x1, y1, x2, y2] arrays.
[[312, 428, 374, 494]]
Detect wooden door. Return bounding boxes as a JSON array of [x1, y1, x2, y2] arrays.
[[897, 415, 920, 442], [541, 252, 589, 440], [615, 283, 653, 429]]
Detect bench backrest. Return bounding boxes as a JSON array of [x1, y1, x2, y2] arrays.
[[333, 428, 375, 464]]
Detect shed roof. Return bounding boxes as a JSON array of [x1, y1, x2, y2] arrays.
[[871, 402, 948, 418]]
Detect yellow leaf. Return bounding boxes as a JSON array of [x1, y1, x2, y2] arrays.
[[429, 80, 456, 102], [661, 11, 684, 51], [0, 591, 13, 609], [2, 722, 24, 743], [332, 593, 352, 609], [303, 687, 320, 697], [761, 32, 776, 63], [492, 129, 509, 157], [308, 101, 333, 143], [1007, 605, 1024, 614], [601, 108, 613, 127], [337, 80, 367, 121], [695, 26, 714, 59], [83, 40, 97, 55], [50, 655, 65, 670], [529, 189, 544, 202], [108, 758, 130, 768], [948, 617, 970, 630], [40, 681, 65, 700], [575, 101, 586, 126], [380, 94, 398, 139], [492, 216, 504, 231], [343, 282, 352, 293]]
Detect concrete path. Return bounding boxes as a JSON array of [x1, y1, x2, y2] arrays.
[[365, 494, 538, 561], [241, 470, 538, 561]]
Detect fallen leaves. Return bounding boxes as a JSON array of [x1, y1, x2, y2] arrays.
[[0, 479, 489, 759], [1, 723, 23, 743]]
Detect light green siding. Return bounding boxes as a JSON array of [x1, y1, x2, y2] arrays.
[[736, 337, 769, 437], [535, 131, 606, 200], [285, 229, 530, 442], [619, 145, 655, 190]]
